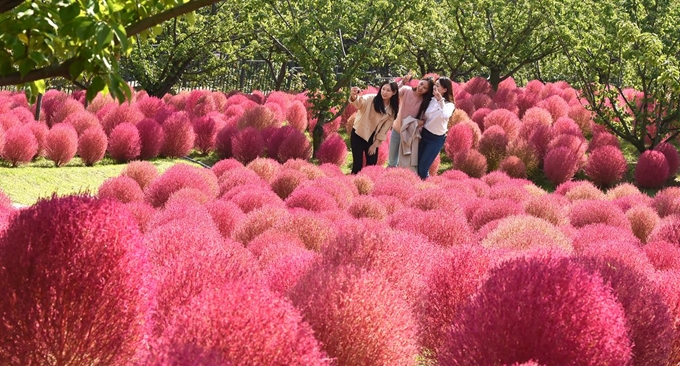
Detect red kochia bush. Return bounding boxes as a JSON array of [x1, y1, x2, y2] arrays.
[[390, 208, 475, 247], [576, 257, 675, 366], [286, 100, 308, 132], [1, 125, 38, 166], [644, 241, 680, 271], [161, 111, 195, 158], [543, 146, 580, 185], [290, 264, 419, 366], [148, 284, 328, 365], [62, 111, 100, 136], [231, 127, 264, 164], [98, 176, 145, 203], [653, 187, 680, 217], [439, 255, 633, 365], [454, 149, 488, 178], [136, 118, 165, 160], [276, 127, 312, 162], [101, 102, 144, 135], [317, 133, 348, 166], [108, 123, 141, 163], [192, 114, 220, 154], [655, 142, 680, 178], [237, 104, 279, 130], [205, 199, 246, 239], [419, 245, 496, 359], [144, 163, 218, 207], [585, 145, 628, 187], [569, 199, 631, 229], [445, 123, 475, 159], [0, 196, 152, 365], [635, 150, 670, 189], [121, 160, 159, 190], [45, 123, 78, 167], [77, 126, 107, 166]]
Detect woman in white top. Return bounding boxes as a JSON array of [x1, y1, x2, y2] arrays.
[[348, 81, 399, 174], [416, 76, 455, 179]]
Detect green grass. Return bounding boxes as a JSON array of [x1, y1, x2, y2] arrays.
[[0, 156, 207, 206]]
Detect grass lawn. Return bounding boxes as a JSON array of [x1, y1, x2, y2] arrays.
[[0, 156, 208, 206]]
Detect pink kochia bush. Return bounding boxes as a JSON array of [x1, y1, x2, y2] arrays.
[[635, 150, 670, 188], [108, 122, 141, 163], [439, 255, 633, 365], [44, 123, 78, 167], [317, 133, 348, 166], [585, 146, 628, 187], [136, 118, 165, 160], [98, 176, 145, 203], [0, 196, 152, 365], [147, 284, 328, 365], [77, 126, 108, 166], [576, 256, 675, 365], [543, 147, 580, 185], [1, 125, 38, 166], [144, 164, 218, 208], [231, 127, 264, 164], [290, 264, 419, 365], [161, 111, 195, 158], [121, 160, 159, 190]]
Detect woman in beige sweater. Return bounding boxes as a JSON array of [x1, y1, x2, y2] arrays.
[[348, 81, 399, 174]]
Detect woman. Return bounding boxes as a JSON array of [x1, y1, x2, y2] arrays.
[[417, 76, 455, 179], [387, 76, 435, 168], [349, 81, 399, 174]]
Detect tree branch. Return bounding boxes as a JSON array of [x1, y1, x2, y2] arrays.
[[0, 0, 23, 14]]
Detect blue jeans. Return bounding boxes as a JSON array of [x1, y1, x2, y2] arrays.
[[418, 128, 446, 179], [387, 129, 400, 167]]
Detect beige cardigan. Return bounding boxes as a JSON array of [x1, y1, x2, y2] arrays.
[[350, 94, 394, 143]]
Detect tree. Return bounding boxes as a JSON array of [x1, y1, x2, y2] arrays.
[[254, 0, 428, 155], [443, 0, 575, 90], [120, 1, 261, 97], [0, 0, 221, 101], [560, 0, 680, 152]]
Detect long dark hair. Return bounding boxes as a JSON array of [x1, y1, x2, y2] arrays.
[[373, 81, 400, 117], [438, 77, 455, 103], [416, 77, 435, 119]]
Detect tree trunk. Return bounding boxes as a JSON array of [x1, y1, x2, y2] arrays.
[[312, 115, 327, 158], [489, 68, 501, 91], [274, 62, 287, 91]]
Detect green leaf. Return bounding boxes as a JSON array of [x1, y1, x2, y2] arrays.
[[59, 3, 81, 23], [95, 26, 114, 51], [69, 59, 86, 79], [33, 79, 46, 95], [112, 24, 128, 50], [86, 75, 106, 101], [29, 51, 49, 65], [75, 20, 95, 39], [18, 58, 36, 78]]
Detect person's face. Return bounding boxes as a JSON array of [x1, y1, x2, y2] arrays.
[[381, 84, 395, 99], [435, 80, 447, 96], [416, 80, 430, 95]]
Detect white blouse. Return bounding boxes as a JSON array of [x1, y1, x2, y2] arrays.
[[422, 97, 455, 136]]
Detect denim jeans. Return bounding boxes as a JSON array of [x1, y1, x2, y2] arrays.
[[387, 128, 400, 167], [417, 128, 446, 179]]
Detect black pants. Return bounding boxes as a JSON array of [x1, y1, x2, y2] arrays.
[[350, 128, 378, 174]]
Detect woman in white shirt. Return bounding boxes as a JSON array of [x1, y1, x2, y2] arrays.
[[416, 76, 455, 179], [348, 81, 400, 174]]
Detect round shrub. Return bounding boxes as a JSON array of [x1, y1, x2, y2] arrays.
[[0, 112, 22, 131], [481, 215, 573, 253], [635, 150, 670, 189], [537, 95, 570, 121], [62, 110, 100, 136], [439, 255, 633, 365], [454, 149, 488, 178], [98, 176, 145, 203], [211, 158, 243, 178], [290, 264, 419, 365], [271, 168, 309, 199], [217, 167, 267, 197], [77, 126, 107, 166], [229, 187, 284, 213], [560, 180, 606, 201], [24, 121, 49, 157], [0, 196, 152, 365], [245, 157, 281, 183], [654, 187, 680, 217], [237, 105, 279, 130], [231, 127, 264, 164], [44, 123, 78, 167], [569, 199, 631, 229], [100, 102, 144, 135], [523, 193, 570, 226], [644, 241, 680, 271], [285, 100, 308, 132], [470, 198, 523, 231], [136, 118, 165, 160], [192, 114, 220, 154], [483, 108, 521, 140], [145, 163, 219, 208], [148, 283, 327, 365], [262, 250, 320, 295], [317, 133, 348, 166], [419, 245, 496, 359], [276, 127, 312, 163], [161, 111, 195, 158], [285, 186, 339, 212], [575, 256, 675, 366], [498, 155, 527, 178], [626, 205, 660, 243], [390, 208, 474, 247], [50, 98, 85, 125], [655, 142, 680, 178], [588, 132, 620, 152], [648, 216, 680, 245], [1, 125, 37, 166], [543, 147, 580, 185], [445, 123, 475, 159], [204, 199, 245, 239], [121, 160, 159, 190], [272, 210, 337, 252], [348, 195, 388, 220], [585, 146, 627, 187], [135, 95, 164, 119], [108, 123, 141, 163], [478, 125, 508, 170]]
